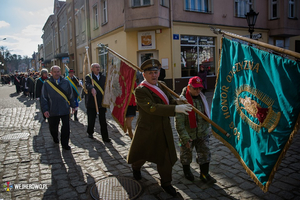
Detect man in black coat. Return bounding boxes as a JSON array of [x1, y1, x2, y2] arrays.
[[28, 73, 35, 100], [85, 63, 110, 142], [41, 66, 76, 150], [14, 71, 21, 94], [66, 69, 81, 121]]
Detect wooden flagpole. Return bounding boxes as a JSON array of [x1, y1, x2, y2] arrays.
[[97, 43, 230, 138], [85, 46, 99, 115], [211, 27, 300, 59]]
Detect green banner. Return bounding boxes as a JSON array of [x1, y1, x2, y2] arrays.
[[211, 37, 300, 192]]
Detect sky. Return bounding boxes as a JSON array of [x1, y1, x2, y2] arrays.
[[0, 0, 58, 58]]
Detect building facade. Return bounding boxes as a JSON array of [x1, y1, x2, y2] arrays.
[[42, 0, 300, 92]]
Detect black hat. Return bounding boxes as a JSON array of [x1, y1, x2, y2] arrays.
[[141, 59, 161, 72]]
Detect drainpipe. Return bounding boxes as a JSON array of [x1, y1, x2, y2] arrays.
[[169, 0, 175, 91]]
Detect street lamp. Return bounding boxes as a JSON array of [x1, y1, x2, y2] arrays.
[[245, 8, 259, 39]]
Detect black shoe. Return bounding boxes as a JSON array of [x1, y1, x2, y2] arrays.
[[103, 138, 111, 143], [161, 185, 177, 197], [53, 138, 59, 144], [133, 170, 141, 180], [62, 145, 71, 150], [74, 117, 78, 121], [88, 134, 94, 139], [200, 173, 216, 184], [183, 165, 194, 181]]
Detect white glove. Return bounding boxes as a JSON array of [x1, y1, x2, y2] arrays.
[[179, 95, 187, 101], [175, 104, 192, 115]]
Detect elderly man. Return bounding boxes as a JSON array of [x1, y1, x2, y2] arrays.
[[85, 63, 110, 142], [41, 66, 76, 150], [127, 59, 192, 197]]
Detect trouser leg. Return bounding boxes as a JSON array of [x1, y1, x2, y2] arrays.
[[87, 108, 96, 135], [99, 108, 108, 139], [48, 116, 60, 141], [60, 115, 70, 147], [157, 149, 173, 187]]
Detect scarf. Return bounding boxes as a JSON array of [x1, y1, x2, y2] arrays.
[[185, 88, 211, 128]]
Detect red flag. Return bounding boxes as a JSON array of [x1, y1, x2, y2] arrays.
[[103, 52, 136, 131]]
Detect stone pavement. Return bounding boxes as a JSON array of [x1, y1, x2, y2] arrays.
[[0, 85, 299, 200]]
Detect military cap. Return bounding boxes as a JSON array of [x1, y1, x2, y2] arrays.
[[141, 59, 161, 72], [69, 69, 75, 73]]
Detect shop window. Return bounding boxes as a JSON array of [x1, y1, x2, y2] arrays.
[[234, 0, 253, 18], [181, 35, 215, 77]]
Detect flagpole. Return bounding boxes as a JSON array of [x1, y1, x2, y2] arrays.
[[97, 43, 230, 138], [65, 63, 85, 89], [210, 27, 300, 59], [85, 46, 99, 115]]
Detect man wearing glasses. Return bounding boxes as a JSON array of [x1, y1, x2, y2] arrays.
[[175, 76, 216, 184]]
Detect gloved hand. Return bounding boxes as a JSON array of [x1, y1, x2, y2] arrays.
[[175, 104, 192, 115], [179, 95, 187, 101]]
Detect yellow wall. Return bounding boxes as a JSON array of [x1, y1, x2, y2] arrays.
[[172, 22, 269, 78], [90, 27, 173, 73]]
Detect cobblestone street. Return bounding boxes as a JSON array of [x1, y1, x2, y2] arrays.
[[0, 85, 299, 200]]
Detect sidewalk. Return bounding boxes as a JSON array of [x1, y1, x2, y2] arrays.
[[0, 87, 299, 200]]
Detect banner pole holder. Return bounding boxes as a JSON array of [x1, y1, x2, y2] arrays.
[[210, 26, 300, 60], [97, 43, 230, 138]]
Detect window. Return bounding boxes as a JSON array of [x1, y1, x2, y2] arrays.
[[270, 0, 278, 19], [160, 0, 169, 7], [68, 18, 72, 39], [185, 0, 210, 12], [98, 45, 108, 75], [132, 0, 151, 7], [102, 0, 108, 24], [75, 13, 79, 36], [234, 0, 253, 18], [289, 0, 295, 18], [81, 7, 85, 32], [93, 5, 99, 28], [181, 35, 215, 77]]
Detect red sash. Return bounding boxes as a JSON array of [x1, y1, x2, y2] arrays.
[[140, 81, 169, 105]]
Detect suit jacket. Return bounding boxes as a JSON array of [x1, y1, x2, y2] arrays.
[[85, 72, 106, 109], [127, 81, 178, 166], [41, 76, 75, 116]]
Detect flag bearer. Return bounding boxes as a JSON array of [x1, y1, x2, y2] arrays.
[[66, 69, 81, 121]]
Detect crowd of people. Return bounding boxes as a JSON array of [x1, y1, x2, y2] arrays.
[[7, 60, 213, 197]]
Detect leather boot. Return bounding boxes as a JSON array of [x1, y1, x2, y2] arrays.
[[74, 111, 78, 121], [183, 165, 194, 181], [200, 163, 216, 183]]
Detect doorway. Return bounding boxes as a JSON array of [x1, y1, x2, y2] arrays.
[[138, 51, 158, 67]]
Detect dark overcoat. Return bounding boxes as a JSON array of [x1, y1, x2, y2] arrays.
[[127, 81, 178, 166]]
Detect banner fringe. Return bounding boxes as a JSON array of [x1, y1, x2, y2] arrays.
[[212, 112, 300, 192]]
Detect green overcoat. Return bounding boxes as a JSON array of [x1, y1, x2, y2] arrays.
[[127, 81, 178, 166]]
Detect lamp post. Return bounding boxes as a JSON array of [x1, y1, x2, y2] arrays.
[[245, 8, 259, 39]]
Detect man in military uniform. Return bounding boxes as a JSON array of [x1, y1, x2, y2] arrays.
[[85, 63, 110, 143], [66, 69, 81, 121], [175, 76, 216, 183], [127, 59, 192, 197]]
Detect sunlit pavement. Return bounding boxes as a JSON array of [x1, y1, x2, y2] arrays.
[[0, 85, 299, 200]]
